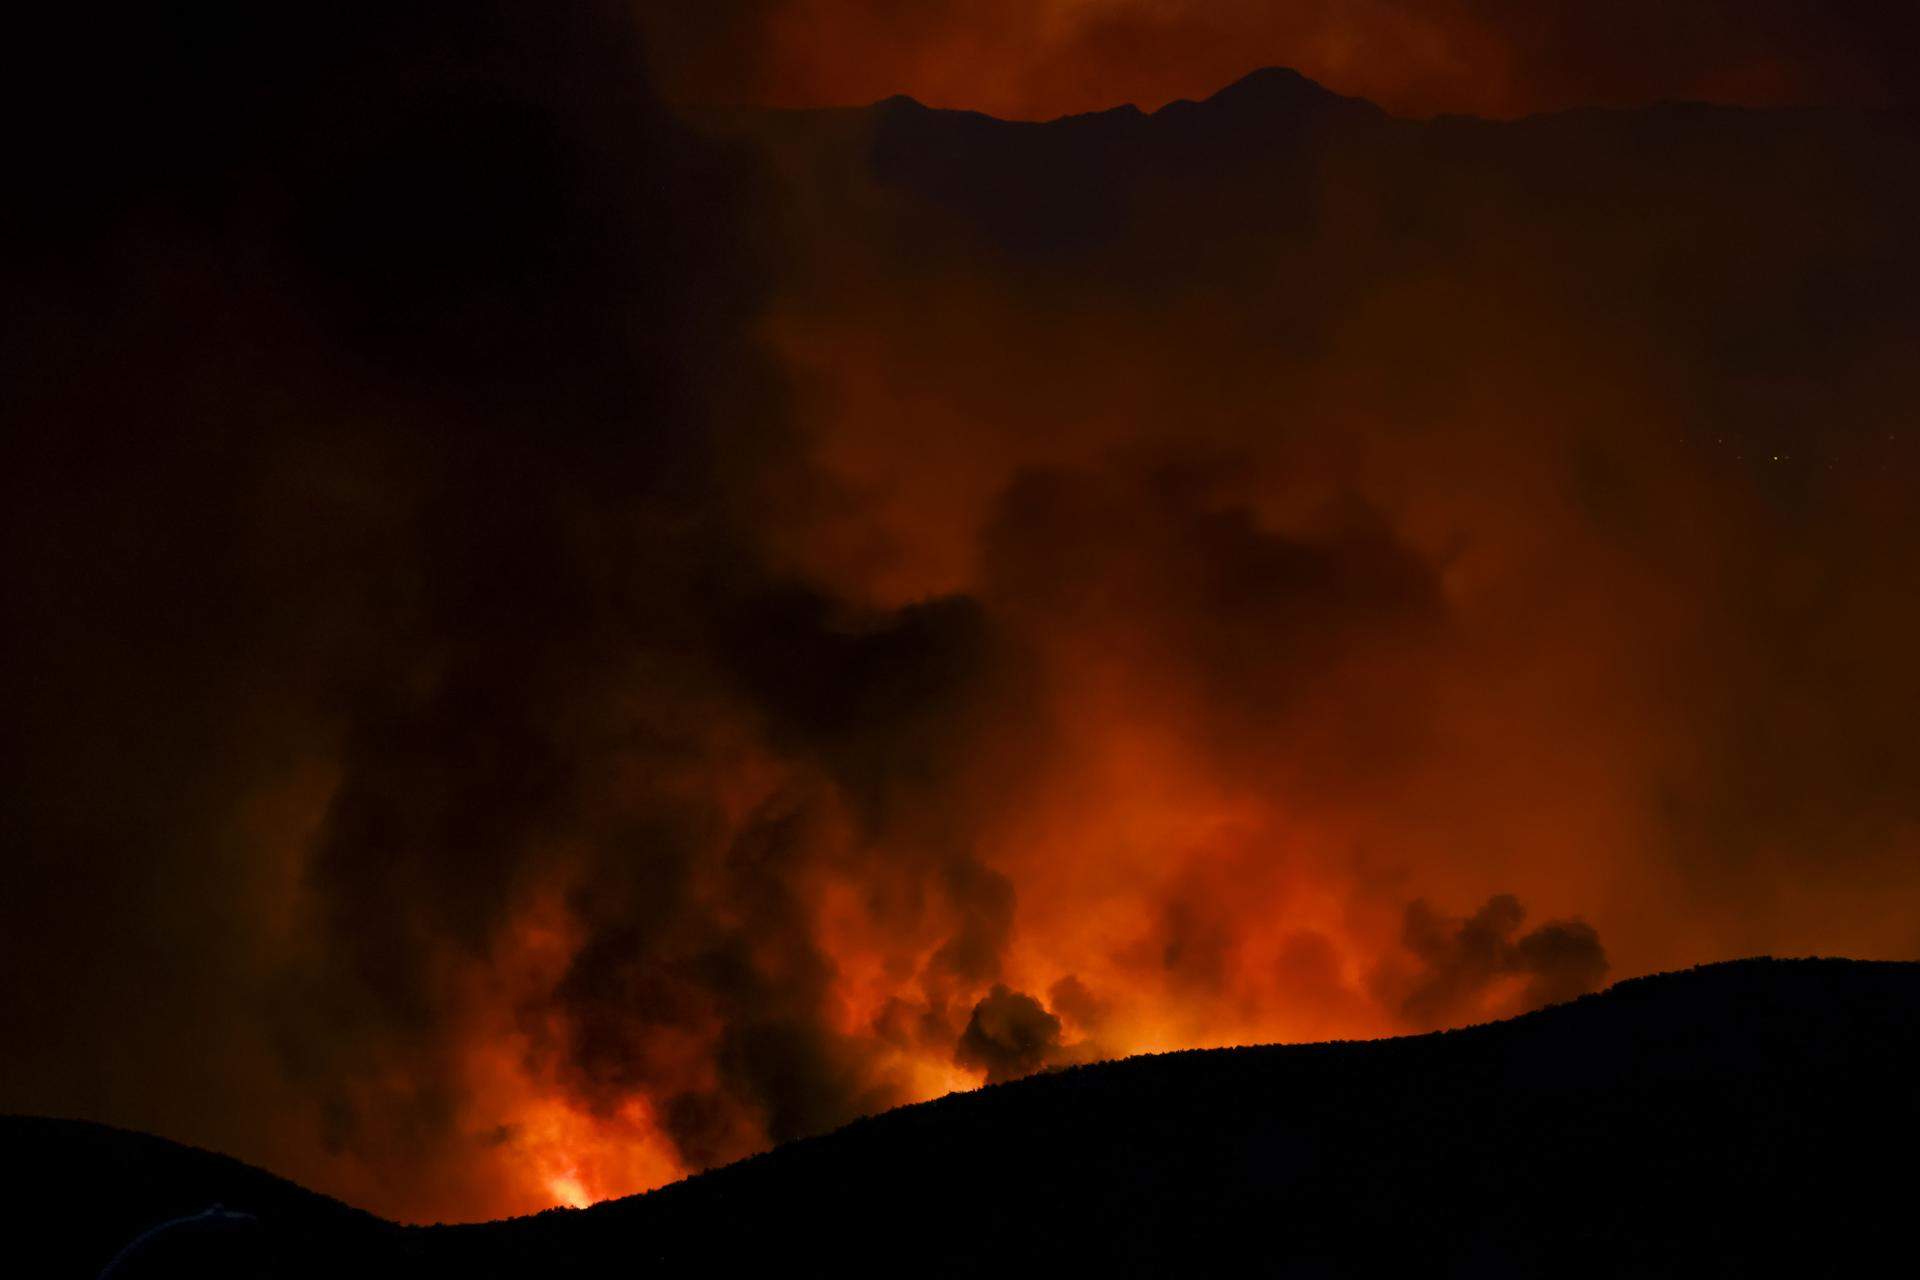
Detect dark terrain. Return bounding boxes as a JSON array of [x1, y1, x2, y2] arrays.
[[13, 958, 1919, 1277]]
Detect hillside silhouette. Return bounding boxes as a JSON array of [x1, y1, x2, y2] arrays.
[[16, 958, 1920, 1276]]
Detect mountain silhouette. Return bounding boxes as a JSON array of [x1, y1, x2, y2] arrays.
[[836, 66, 1390, 257], [16, 958, 1920, 1276], [713, 63, 1919, 483]]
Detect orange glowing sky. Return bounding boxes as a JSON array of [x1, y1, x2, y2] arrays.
[[640, 0, 1915, 120]]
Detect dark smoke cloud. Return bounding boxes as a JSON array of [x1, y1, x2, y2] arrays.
[[1046, 975, 1111, 1035], [980, 464, 1446, 800], [0, 0, 1040, 1220], [1393, 896, 1610, 1031], [718, 57, 1920, 1047], [954, 985, 1074, 1084]]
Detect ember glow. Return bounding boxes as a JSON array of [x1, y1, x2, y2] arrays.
[[6, 1, 1920, 1225]]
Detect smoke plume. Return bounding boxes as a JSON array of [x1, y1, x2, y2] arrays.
[[5, 0, 1920, 1226]]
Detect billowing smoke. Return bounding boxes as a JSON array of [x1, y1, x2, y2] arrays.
[[6, 0, 1920, 1228], [1, 0, 973, 1219], [1390, 896, 1610, 1031], [955, 986, 1067, 1084], [951, 983, 1113, 1084]]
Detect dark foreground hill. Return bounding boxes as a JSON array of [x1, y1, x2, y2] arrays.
[[11, 958, 1920, 1277]]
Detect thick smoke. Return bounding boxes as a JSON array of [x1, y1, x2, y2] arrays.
[[0, 0, 1039, 1220], [954, 986, 1067, 1084], [1391, 896, 1610, 1031], [7, 0, 1920, 1228], [732, 44, 1920, 1081]]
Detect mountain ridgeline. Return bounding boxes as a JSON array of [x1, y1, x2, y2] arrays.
[[711, 65, 1920, 490], [16, 958, 1920, 1276]]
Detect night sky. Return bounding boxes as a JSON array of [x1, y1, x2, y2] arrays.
[[5, 1, 1920, 1223]]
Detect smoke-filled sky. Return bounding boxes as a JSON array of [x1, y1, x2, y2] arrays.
[[641, 0, 1920, 118], [5, 0, 1920, 1226]]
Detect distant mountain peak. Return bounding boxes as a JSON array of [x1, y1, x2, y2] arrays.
[[1161, 65, 1383, 122], [864, 68, 1376, 127], [1214, 66, 1332, 101]]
